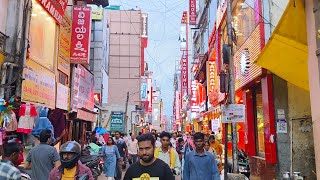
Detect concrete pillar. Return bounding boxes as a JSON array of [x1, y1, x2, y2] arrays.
[[306, 0, 320, 177]]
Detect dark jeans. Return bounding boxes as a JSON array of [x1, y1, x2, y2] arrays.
[[128, 154, 139, 165]]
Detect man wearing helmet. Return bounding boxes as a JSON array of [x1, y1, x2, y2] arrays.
[[49, 141, 93, 180]]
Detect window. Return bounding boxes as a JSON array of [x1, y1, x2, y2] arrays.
[[253, 84, 265, 157], [58, 71, 68, 86]]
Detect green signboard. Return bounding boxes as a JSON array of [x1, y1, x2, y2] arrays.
[[110, 111, 124, 132]]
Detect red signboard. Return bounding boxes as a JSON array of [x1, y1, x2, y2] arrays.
[[181, 11, 188, 24], [189, 0, 196, 25], [181, 55, 188, 95], [70, 6, 92, 64], [36, 0, 68, 24]]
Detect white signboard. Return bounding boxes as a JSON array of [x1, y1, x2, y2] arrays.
[[277, 119, 287, 133], [221, 104, 245, 123], [56, 83, 69, 110]]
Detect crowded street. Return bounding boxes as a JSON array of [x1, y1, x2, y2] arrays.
[[0, 0, 319, 179]]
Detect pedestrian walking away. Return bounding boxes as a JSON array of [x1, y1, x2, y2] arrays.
[[127, 134, 139, 165], [0, 142, 22, 180], [49, 141, 93, 180], [123, 133, 175, 180], [114, 131, 128, 169], [155, 131, 181, 176], [101, 137, 122, 180], [24, 129, 61, 180], [183, 132, 220, 180]]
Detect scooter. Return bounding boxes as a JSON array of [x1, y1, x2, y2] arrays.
[[80, 148, 104, 180], [238, 149, 250, 179]]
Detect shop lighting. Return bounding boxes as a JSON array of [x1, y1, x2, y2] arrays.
[[31, 13, 37, 17]]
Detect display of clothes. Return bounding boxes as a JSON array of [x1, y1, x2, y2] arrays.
[[32, 107, 55, 142], [5, 110, 17, 131], [49, 109, 66, 139], [17, 103, 37, 134]]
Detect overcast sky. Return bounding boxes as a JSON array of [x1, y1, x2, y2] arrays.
[[109, 0, 188, 117]]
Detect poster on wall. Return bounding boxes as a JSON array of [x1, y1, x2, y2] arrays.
[[70, 6, 92, 64], [56, 83, 69, 110], [58, 14, 71, 76], [110, 111, 124, 132], [22, 59, 56, 108]]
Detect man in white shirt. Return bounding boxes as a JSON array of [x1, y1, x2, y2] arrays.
[[127, 134, 139, 165], [170, 132, 178, 149]]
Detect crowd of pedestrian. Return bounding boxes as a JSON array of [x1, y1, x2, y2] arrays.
[[0, 128, 222, 180]]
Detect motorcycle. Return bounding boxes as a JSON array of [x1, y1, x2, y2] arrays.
[[238, 149, 250, 179], [80, 148, 104, 180]]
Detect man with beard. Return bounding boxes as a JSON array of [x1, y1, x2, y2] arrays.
[[123, 133, 174, 180], [183, 132, 220, 180], [49, 141, 93, 180]]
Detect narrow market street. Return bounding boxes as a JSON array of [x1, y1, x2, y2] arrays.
[[0, 0, 319, 179]]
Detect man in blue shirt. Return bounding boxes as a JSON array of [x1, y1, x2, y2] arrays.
[[183, 132, 220, 180]]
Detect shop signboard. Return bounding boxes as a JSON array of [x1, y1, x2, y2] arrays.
[[56, 83, 69, 110], [180, 25, 187, 51], [191, 80, 199, 112], [141, 13, 148, 38], [71, 65, 95, 111], [70, 6, 92, 64], [58, 14, 71, 76], [216, 0, 227, 29], [147, 78, 152, 113], [221, 104, 245, 123], [141, 77, 148, 101], [189, 0, 196, 25], [22, 59, 56, 108], [181, 55, 188, 95], [91, 6, 103, 20], [35, 0, 68, 24], [181, 11, 188, 24], [110, 111, 124, 132]]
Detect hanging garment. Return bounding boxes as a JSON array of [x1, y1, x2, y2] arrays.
[[32, 107, 55, 142], [5, 111, 18, 131], [17, 104, 37, 134], [49, 109, 66, 139]]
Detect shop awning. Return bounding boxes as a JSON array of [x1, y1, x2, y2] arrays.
[[255, 0, 309, 90]]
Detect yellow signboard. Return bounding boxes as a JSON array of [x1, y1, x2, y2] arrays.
[[91, 6, 103, 20], [22, 59, 56, 108], [58, 14, 71, 76]]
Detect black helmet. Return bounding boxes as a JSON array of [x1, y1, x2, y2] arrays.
[[60, 141, 81, 169]]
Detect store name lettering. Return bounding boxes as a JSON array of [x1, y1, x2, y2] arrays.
[[208, 61, 215, 91], [190, 0, 196, 15], [39, 0, 64, 23]]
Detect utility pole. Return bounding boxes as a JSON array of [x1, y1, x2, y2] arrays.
[[124, 92, 129, 133], [227, 0, 239, 173]]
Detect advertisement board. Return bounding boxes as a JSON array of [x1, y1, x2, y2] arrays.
[[58, 14, 71, 76], [191, 80, 199, 112], [141, 13, 148, 38], [22, 59, 56, 108], [180, 25, 187, 51], [189, 0, 197, 25], [70, 6, 92, 64], [181, 55, 188, 95], [147, 78, 152, 113], [71, 65, 95, 111], [141, 77, 148, 101], [35, 0, 68, 24], [56, 83, 69, 110], [110, 111, 124, 132], [221, 104, 245, 123]]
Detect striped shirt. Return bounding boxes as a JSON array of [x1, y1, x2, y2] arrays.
[[0, 160, 21, 180]]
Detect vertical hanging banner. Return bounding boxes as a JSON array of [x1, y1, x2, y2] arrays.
[[189, 0, 196, 25], [58, 14, 71, 76], [181, 11, 188, 24], [36, 0, 68, 24], [70, 6, 92, 64], [191, 80, 199, 112], [181, 55, 188, 95]]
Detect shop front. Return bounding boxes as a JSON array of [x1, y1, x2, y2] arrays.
[[219, 0, 277, 178], [70, 64, 96, 145]]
